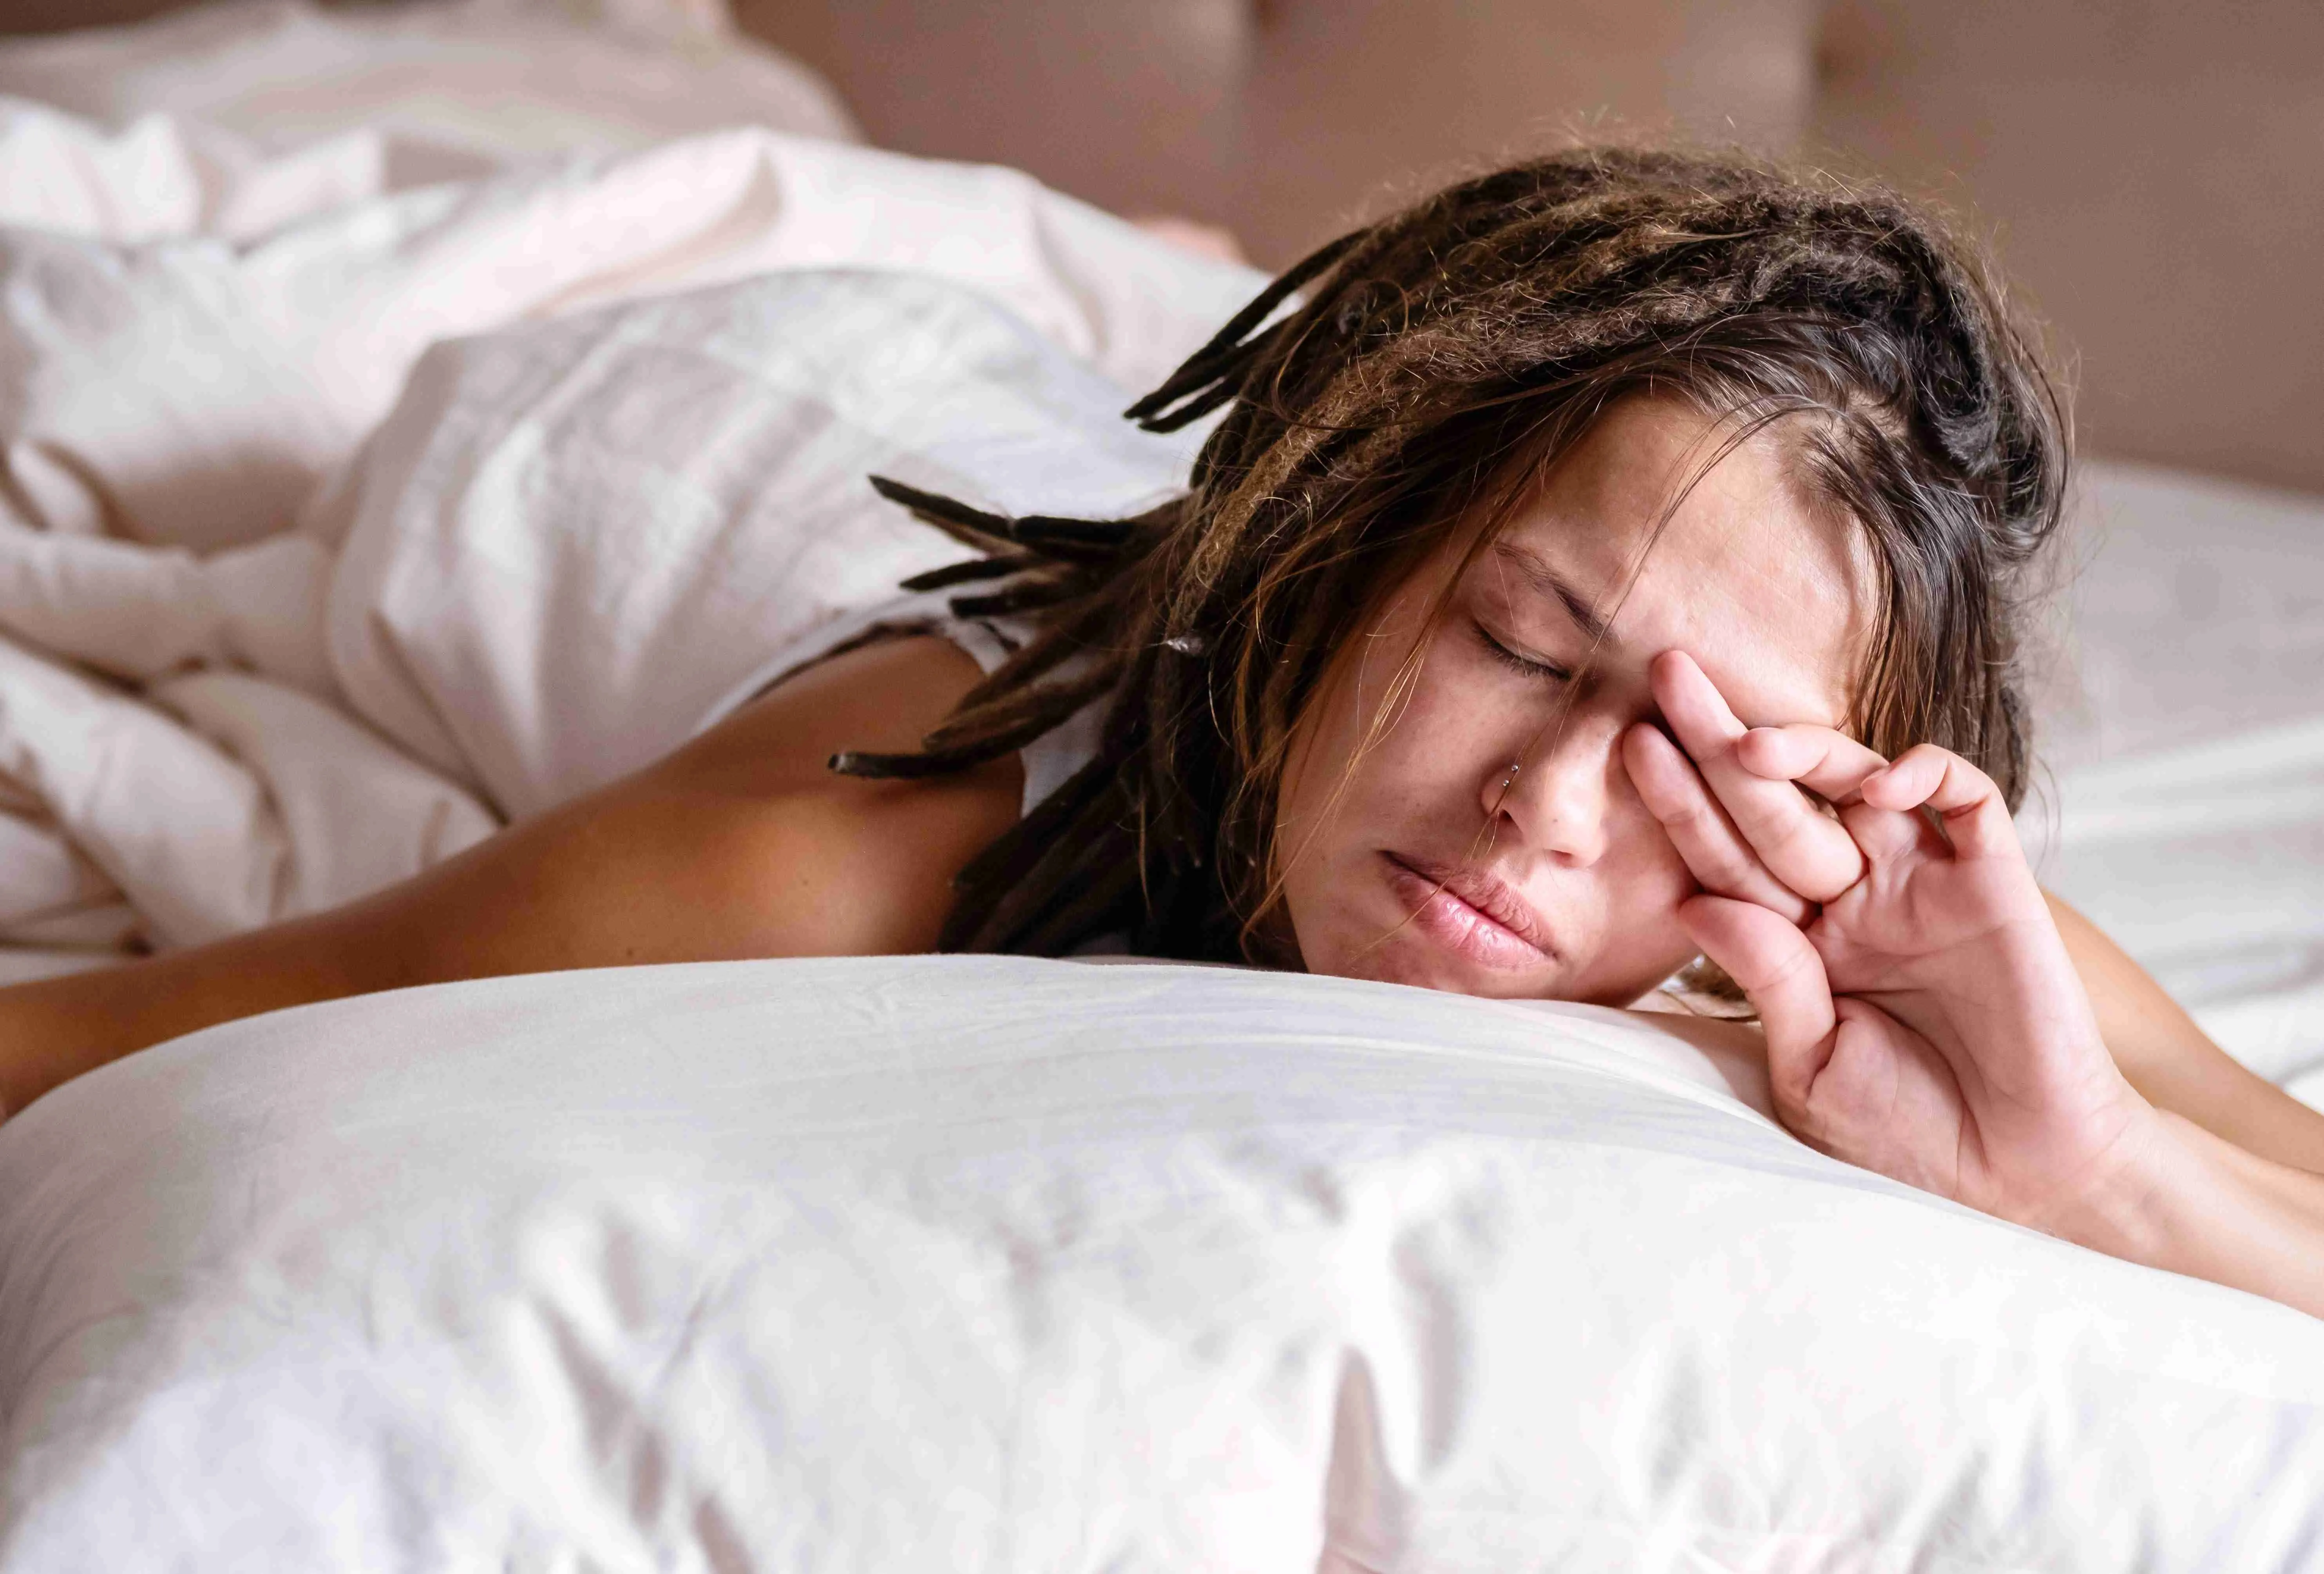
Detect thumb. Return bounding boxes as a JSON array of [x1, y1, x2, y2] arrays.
[[1680, 895, 1840, 1122]]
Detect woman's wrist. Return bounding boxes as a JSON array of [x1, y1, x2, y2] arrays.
[[2059, 1106, 2324, 1320]]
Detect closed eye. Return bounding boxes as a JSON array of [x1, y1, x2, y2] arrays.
[[1472, 620, 1572, 683]]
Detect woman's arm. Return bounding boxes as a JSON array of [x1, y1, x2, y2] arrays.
[[2065, 1108, 2324, 1320], [0, 636, 1020, 1119], [2049, 893, 2324, 1176], [1628, 650, 2324, 1316], [1624, 653, 2323, 1173]]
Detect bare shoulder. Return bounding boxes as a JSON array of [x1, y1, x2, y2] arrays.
[[595, 634, 1025, 956], [440, 630, 1023, 968], [0, 635, 1028, 1114], [656, 634, 1018, 797]]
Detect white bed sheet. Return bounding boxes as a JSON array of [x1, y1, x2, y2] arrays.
[[0, 956, 2318, 1570]]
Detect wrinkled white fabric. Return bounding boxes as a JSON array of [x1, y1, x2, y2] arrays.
[[0, 98, 398, 243], [0, 113, 1256, 960], [319, 268, 1210, 818], [0, 956, 2318, 1571], [0, 126, 1256, 552]]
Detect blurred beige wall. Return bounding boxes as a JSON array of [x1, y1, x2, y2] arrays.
[[5, 0, 2318, 492], [0, 0, 184, 28], [1813, 0, 2324, 493], [740, 0, 1824, 261], [731, 0, 1249, 225], [1232, 0, 1819, 262], [746, 0, 2324, 493]]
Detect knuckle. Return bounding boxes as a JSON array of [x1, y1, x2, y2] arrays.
[[1666, 797, 1715, 837], [1759, 941, 1817, 991]]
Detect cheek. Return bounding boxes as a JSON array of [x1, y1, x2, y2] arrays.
[[1569, 798, 1700, 998], [1275, 615, 1707, 1001], [1602, 842, 1695, 940], [1273, 624, 1493, 956], [1282, 603, 1456, 821], [1303, 629, 1519, 833]]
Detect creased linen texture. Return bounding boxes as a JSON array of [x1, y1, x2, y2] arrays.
[[0, 957, 2319, 1570], [0, 113, 1251, 972]]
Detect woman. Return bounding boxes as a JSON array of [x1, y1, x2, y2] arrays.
[[4, 148, 2320, 1315]]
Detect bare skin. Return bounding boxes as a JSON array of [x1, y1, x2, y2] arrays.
[[0, 396, 2316, 1314], [1271, 397, 1872, 1007], [1637, 655, 2324, 1319], [0, 632, 1021, 1118], [1264, 395, 2324, 1313]]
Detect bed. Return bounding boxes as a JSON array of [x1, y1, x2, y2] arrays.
[[0, 2, 2319, 1567]]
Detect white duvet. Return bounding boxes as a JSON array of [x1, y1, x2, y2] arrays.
[[2, 956, 2319, 1571], [0, 109, 1252, 967]]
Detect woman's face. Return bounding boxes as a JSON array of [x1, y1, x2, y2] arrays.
[[1274, 396, 1872, 1004]]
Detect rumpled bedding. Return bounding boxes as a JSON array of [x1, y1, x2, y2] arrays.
[[0, 18, 2318, 1571], [0, 67, 2315, 1106], [0, 109, 1254, 973], [2, 955, 2319, 1570]]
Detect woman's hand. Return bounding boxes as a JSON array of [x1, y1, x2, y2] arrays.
[[1620, 650, 2164, 1241]]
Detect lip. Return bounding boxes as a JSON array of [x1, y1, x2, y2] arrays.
[[1383, 851, 1556, 970]]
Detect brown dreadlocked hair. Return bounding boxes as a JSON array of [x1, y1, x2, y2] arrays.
[[833, 145, 2069, 969]]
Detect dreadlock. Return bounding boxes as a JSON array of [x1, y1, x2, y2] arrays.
[[833, 145, 2069, 967]]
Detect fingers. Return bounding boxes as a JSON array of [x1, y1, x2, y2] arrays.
[[1623, 721, 1812, 922], [1835, 798, 1935, 869], [1732, 725, 1890, 804], [1861, 744, 2019, 862], [1651, 651, 1867, 902], [1679, 894, 1839, 1114]]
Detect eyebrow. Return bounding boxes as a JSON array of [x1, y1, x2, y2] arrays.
[[1487, 539, 1616, 644]]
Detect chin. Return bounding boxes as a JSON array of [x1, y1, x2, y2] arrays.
[[1395, 955, 1569, 999]]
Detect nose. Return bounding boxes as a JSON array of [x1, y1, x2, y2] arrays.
[[1480, 716, 1618, 866]]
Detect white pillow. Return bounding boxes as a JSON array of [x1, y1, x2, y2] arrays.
[[0, 957, 2317, 1569]]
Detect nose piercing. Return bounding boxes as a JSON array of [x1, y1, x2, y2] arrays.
[[1500, 761, 1523, 790]]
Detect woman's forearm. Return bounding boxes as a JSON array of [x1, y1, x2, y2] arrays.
[[0, 792, 591, 1118], [2069, 1109, 2324, 1321], [0, 638, 1020, 1120], [2048, 891, 2324, 1175], [0, 780, 680, 1117], [0, 905, 409, 1119]]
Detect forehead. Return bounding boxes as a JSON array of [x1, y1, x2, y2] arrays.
[[1486, 397, 1873, 727]]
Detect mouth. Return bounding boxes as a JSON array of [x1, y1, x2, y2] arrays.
[[1382, 851, 1556, 971]]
